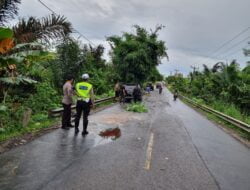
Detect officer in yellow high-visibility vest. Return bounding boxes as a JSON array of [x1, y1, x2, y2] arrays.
[[74, 73, 94, 135]]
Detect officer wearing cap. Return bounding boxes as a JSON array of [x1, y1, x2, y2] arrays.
[[74, 73, 94, 135]]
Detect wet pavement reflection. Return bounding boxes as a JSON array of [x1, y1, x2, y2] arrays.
[[0, 105, 145, 190]]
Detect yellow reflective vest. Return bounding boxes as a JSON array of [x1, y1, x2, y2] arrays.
[[75, 81, 92, 100]]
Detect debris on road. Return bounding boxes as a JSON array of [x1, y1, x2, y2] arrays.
[[126, 103, 148, 113], [99, 127, 121, 140]]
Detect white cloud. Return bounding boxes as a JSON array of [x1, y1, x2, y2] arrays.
[[158, 49, 220, 76], [16, 0, 250, 74]]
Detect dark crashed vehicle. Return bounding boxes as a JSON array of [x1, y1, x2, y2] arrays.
[[123, 84, 142, 102]]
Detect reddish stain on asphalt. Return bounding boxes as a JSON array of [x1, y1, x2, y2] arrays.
[[99, 127, 121, 140]]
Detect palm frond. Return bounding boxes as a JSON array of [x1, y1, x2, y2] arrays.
[[0, 0, 21, 25], [13, 14, 73, 43], [203, 64, 210, 75], [6, 42, 43, 55], [0, 75, 37, 85]]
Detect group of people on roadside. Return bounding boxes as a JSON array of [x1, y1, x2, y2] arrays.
[[114, 83, 142, 103], [62, 77, 178, 135], [61, 73, 94, 136]]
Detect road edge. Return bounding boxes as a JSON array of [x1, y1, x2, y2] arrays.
[[0, 102, 118, 154]]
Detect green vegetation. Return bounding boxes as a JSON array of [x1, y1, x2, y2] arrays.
[[0, 1, 167, 142], [0, 113, 58, 142], [166, 60, 250, 125], [126, 103, 148, 113], [107, 25, 167, 84]]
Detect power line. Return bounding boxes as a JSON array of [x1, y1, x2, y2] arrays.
[[214, 36, 250, 58], [221, 44, 249, 60], [208, 26, 250, 57], [37, 0, 96, 46], [194, 27, 250, 67]]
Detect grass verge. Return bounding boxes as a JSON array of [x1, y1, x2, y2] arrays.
[[0, 100, 117, 153], [0, 116, 59, 143], [0, 100, 116, 143]]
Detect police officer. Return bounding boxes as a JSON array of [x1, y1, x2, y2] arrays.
[[74, 74, 94, 135], [61, 75, 74, 130]]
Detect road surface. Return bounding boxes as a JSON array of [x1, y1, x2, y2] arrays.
[[0, 89, 249, 190]]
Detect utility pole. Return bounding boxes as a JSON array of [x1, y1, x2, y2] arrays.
[[174, 69, 179, 75]]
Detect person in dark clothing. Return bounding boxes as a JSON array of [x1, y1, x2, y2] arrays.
[[61, 76, 74, 130], [157, 82, 163, 94], [114, 82, 120, 100], [133, 84, 142, 103], [159, 85, 163, 94], [173, 90, 178, 101], [119, 84, 126, 104]]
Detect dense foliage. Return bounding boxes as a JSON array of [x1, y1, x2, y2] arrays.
[[0, 1, 168, 141], [49, 38, 115, 96], [166, 61, 250, 122], [107, 25, 167, 84]]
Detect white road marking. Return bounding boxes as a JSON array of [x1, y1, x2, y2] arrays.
[[144, 132, 154, 170]]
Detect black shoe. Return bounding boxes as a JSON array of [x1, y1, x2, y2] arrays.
[[82, 131, 89, 135], [75, 127, 79, 134], [68, 124, 74, 128], [61, 126, 70, 130]]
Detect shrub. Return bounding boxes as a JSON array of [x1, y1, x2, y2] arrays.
[[25, 82, 60, 113], [126, 103, 148, 113]]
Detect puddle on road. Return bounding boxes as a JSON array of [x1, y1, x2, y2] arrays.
[[99, 127, 121, 140]]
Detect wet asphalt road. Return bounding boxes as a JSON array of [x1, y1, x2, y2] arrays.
[[0, 89, 249, 190]]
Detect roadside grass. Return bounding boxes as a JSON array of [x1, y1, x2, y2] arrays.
[[0, 114, 59, 142], [95, 90, 115, 100], [0, 99, 116, 143], [126, 102, 148, 113], [210, 101, 250, 125]]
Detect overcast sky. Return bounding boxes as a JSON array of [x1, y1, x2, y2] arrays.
[[14, 0, 250, 76]]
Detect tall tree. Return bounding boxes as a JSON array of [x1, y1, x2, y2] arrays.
[[107, 25, 167, 84]]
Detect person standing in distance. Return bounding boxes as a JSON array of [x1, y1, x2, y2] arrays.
[[75, 73, 94, 135], [62, 75, 74, 130]]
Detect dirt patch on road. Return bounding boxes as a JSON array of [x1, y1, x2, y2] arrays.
[[95, 112, 143, 125]]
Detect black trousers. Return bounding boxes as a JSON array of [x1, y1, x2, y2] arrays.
[[159, 88, 162, 94], [62, 103, 72, 127], [75, 100, 91, 132]]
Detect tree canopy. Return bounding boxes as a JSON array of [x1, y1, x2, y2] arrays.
[[107, 25, 167, 84]]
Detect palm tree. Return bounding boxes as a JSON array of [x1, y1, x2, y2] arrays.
[[0, 1, 73, 102], [13, 14, 73, 44], [0, 0, 21, 25], [211, 62, 225, 73], [203, 64, 211, 76]]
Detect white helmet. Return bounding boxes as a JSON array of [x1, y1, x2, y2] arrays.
[[82, 73, 89, 79]]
